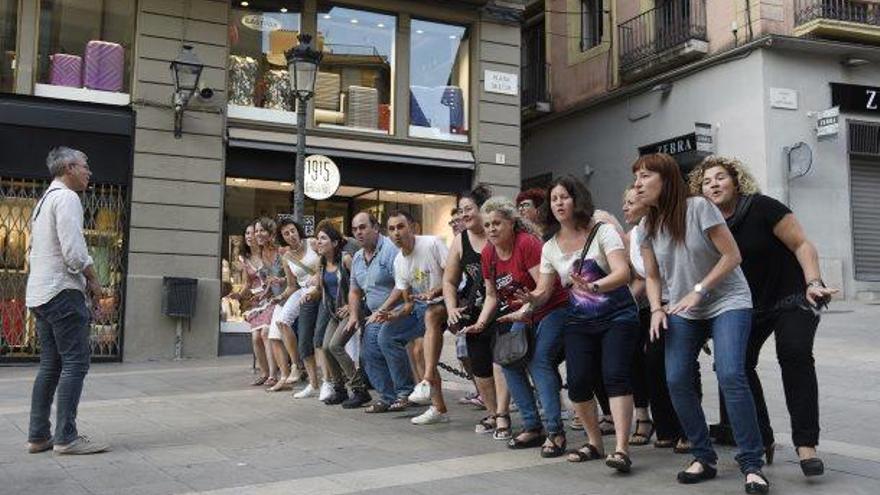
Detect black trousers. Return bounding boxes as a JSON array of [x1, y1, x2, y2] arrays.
[[631, 307, 685, 441], [720, 306, 820, 448]]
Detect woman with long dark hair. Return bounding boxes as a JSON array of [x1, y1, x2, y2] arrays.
[[524, 176, 639, 472], [233, 221, 273, 385], [313, 220, 364, 405], [634, 153, 768, 493], [690, 156, 835, 476]]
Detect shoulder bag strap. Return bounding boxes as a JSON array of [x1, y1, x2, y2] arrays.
[[576, 221, 604, 267]]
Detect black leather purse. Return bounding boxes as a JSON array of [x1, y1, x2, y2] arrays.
[[486, 246, 532, 368]]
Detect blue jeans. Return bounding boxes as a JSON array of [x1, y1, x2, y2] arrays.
[[28, 289, 92, 445], [502, 307, 567, 435], [362, 303, 427, 403], [666, 308, 763, 473]]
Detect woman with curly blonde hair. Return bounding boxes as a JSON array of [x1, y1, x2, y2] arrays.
[[690, 156, 837, 479]]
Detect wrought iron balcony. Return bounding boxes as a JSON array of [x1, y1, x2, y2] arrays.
[[618, 0, 707, 76], [521, 62, 549, 111], [794, 0, 880, 43], [795, 0, 880, 26]]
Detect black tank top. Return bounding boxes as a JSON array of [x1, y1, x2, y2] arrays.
[[459, 230, 485, 306]]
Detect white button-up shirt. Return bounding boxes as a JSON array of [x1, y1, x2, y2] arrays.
[[25, 180, 94, 308]]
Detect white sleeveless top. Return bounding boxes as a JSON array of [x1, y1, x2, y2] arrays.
[[286, 242, 320, 287]]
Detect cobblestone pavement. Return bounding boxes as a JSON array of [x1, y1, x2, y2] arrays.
[[1, 301, 879, 495]]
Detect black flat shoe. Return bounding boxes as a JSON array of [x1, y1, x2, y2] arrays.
[[797, 447, 825, 477], [677, 459, 717, 484], [507, 428, 545, 449], [744, 470, 770, 494]]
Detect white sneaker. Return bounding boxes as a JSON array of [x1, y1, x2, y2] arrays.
[[318, 381, 334, 401], [53, 436, 110, 455], [408, 380, 433, 405], [411, 406, 449, 425], [293, 383, 318, 399]]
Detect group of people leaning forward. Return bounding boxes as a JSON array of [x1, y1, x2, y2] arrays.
[[230, 152, 836, 494]]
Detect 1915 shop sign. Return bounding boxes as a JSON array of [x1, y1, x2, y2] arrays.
[[831, 83, 880, 114]]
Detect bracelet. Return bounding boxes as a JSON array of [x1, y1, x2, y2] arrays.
[[807, 278, 825, 288], [650, 308, 665, 314]]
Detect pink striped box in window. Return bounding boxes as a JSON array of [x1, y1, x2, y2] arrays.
[[49, 54, 83, 88], [84, 40, 124, 92]]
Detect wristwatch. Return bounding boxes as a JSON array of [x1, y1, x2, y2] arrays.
[[694, 283, 706, 297], [589, 282, 600, 294]]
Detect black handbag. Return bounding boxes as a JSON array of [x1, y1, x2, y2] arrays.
[[492, 320, 530, 368], [486, 245, 532, 368]]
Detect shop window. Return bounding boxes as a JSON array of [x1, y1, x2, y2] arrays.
[[0, 0, 17, 93], [34, 0, 136, 105], [581, 0, 603, 51], [0, 179, 127, 360], [409, 20, 470, 143], [315, 5, 396, 135], [228, 4, 302, 124]]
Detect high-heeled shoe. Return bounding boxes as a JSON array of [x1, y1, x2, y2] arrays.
[[796, 447, 825, 477], [764, 442, 775, 465]]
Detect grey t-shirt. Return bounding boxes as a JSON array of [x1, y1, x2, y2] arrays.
[[642, 196, 752, 320]]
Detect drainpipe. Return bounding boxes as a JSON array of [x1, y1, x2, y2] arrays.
[[745, 0, 754, 41]]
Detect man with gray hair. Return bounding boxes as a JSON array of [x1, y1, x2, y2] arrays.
[[26, 146, 109, 455]]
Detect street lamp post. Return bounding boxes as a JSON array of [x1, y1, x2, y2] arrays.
[[286, 34, 323, 223]]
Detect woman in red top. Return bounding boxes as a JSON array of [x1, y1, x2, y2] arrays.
[[463, 196, 569, 457]]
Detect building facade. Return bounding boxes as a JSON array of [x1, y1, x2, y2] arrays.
[[0, 0, 524, 361], [522, 0, 880, 301]]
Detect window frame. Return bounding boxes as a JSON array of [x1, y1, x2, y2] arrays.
[[407, 16, 472, 144], [580, 0, 603, 52]]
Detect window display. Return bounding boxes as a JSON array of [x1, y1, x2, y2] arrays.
[[315, 6, 395, 134], [228, 5, 302, 120], [35, 0, 135, 99], [0, 179, 127, 359], [0, 0, 17, 93], [409, 20, 470, 143]]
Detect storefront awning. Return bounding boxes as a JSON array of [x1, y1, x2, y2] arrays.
[[227, 127, 475, 170]]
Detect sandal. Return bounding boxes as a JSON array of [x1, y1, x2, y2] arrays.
[[264, 377, 278, 388], [388, 398, 411, 412], [629, 419, 655, 446], [599, 416, 615, 436], [744, 470, 770, 494], [475, 415, 496, 435], [493, 414, 512, 441], [251, 375, 269, 386], [605, 451, 633, 473], [567, 443, 602, 463], [673, 438, 692, 454], [507, 428, 544, 449], [540, 433, 567, 458], [653, 439, 675, 449], [364, 401, 390, 414], [267, 379, 292, 392]]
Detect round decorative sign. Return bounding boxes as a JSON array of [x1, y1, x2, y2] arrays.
[[304, 155, 340, 200], [241, 15, 282, 32]]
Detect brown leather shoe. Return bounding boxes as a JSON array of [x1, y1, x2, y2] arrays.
[[27, 439, 53, 454]]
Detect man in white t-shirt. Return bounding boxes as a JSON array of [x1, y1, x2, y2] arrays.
[[369, 210, 448, 419]]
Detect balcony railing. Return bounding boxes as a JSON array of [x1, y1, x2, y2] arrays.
[[795, 0, 880, 26], [522, 62, 549, 109], [618, 0, 707, 70]]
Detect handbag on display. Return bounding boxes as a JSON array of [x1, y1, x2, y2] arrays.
[[228, 55, 258, 106], [49, 54, 83, 88], [262, 70, 292, 111], [84, 40, 124, 92]]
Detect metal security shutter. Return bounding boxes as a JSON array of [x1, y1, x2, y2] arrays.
[[850, 121, 880, 281]]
